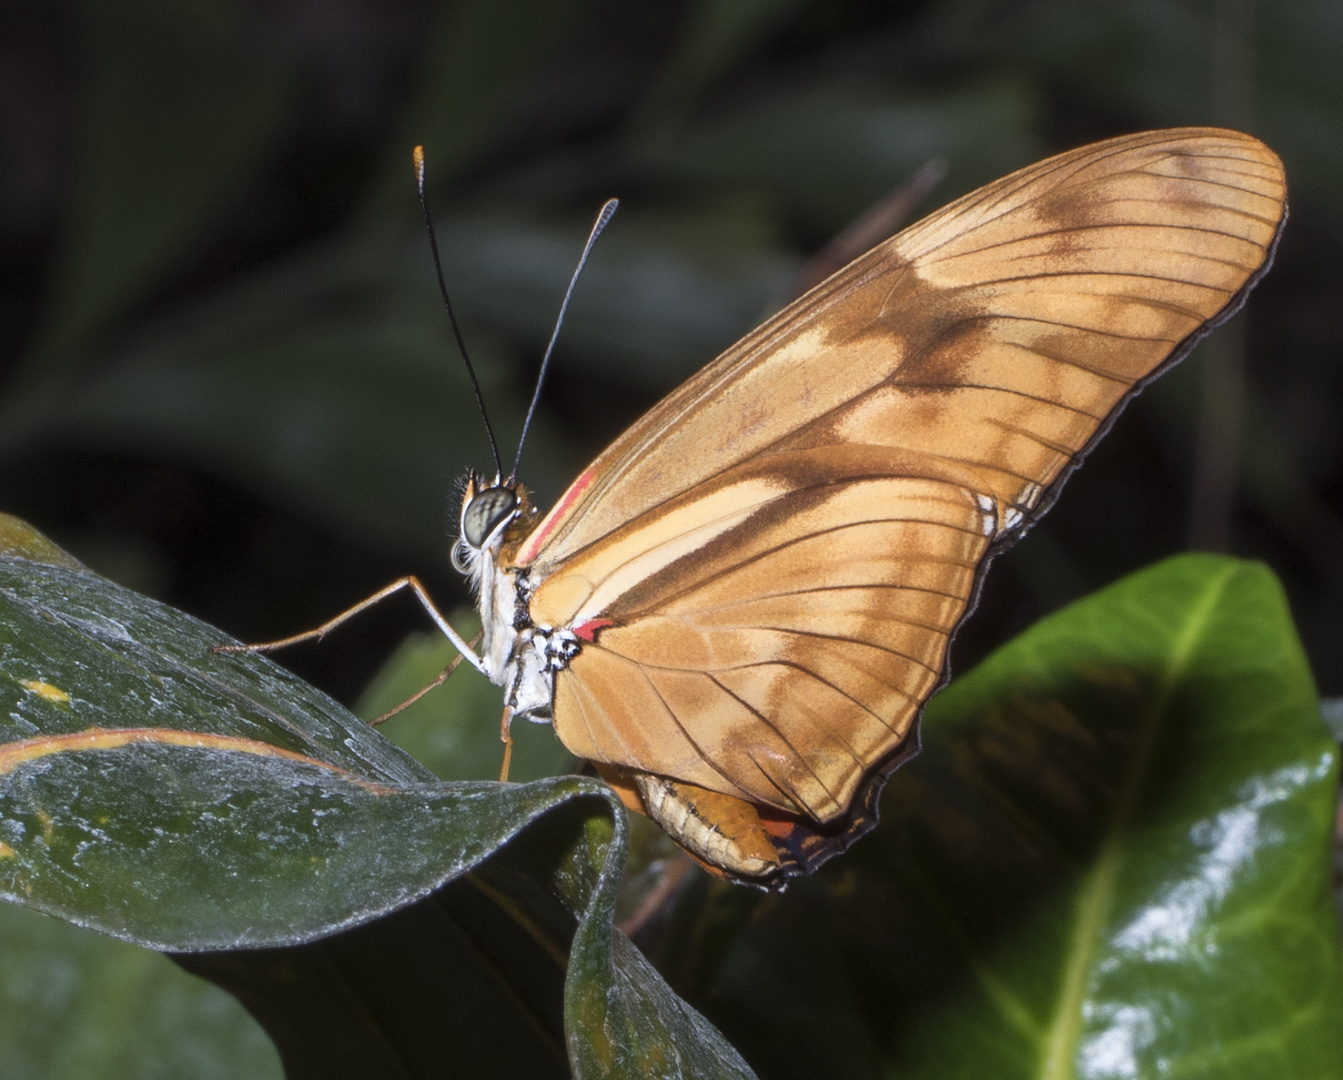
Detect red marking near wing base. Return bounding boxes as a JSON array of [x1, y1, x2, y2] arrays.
[[515, 468, 595, 565], [573, 618, 613, 643], [757, 813, 800, 840]]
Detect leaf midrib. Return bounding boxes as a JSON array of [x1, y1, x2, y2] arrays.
[[1037, 563, 1236, 1080]]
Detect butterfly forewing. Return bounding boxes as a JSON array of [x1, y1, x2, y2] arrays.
[[512, 128, 1286, 882]]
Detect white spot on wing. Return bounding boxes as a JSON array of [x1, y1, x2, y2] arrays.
[[975, 493, 997, 536]]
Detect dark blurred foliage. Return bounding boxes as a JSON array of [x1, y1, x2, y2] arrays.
[[1, 0, 1341, 708]]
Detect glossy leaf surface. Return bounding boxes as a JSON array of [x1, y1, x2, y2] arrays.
[[4, 516, 1340, 1077], [0, 514, 754, 1079], [688, 555, 1343, 1079]]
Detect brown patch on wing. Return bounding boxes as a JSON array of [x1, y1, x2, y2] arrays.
[[529, 129, 1286, 885]]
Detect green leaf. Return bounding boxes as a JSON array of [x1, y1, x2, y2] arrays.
[[174, 796, 754, 1079], [355, 624, 576, 784], [1320, 697, 1343, 742], [696, 555, 1343, 1078], [0, 903, 281, 1080], [0, 513, 85, 571], [0, 521, 754, 1078]]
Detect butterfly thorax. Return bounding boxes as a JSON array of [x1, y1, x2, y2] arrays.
[[455, 473, 576, 721]]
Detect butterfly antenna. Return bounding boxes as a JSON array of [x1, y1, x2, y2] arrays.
[[510, 197, 618, 481], [414, 145, 503, 480]]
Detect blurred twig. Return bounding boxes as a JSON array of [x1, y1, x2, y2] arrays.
[[1188, 0, 1255, 550], [617, 852, 696, 939], [786, 157, 947, 301], [1188, 317, 1247, 550]]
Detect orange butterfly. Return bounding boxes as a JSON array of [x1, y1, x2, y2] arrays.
[[238, 128, 1288, 887]]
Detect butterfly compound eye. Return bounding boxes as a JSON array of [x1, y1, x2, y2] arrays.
[[462, 486, 519, 549]]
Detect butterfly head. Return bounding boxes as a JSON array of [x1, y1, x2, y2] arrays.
[[452, 472, 538, 584]]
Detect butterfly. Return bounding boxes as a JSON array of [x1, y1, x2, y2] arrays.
[[235, 128, 1287, 887]]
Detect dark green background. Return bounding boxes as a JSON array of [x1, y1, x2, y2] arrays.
[[2, 0, 1341, 700], [1, 2, 1341, 1077]]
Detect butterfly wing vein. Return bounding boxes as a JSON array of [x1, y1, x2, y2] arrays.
[[517, 128, 1285, 828]]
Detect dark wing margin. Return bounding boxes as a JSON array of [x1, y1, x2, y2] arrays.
[[532, 129, 1286, 886]]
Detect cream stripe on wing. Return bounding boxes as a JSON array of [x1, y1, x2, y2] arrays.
[[540, 130, 1285, 831], [531, 477, 784, 624]]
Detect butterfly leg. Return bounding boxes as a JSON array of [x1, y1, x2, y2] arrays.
[[368, 630, 484, 727], [212, 576, 488, 676], [498, 704, 515, 783]]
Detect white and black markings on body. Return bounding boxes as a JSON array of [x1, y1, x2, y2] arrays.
[[454, 474, 581, 725]]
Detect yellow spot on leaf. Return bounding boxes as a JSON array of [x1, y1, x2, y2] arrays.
[[0, 843, 14, 859], [19, 680, 70, 704], [0, 513, 85, 569]]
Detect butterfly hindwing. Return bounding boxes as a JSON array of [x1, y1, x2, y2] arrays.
[[515, 128, 1286, 882]]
